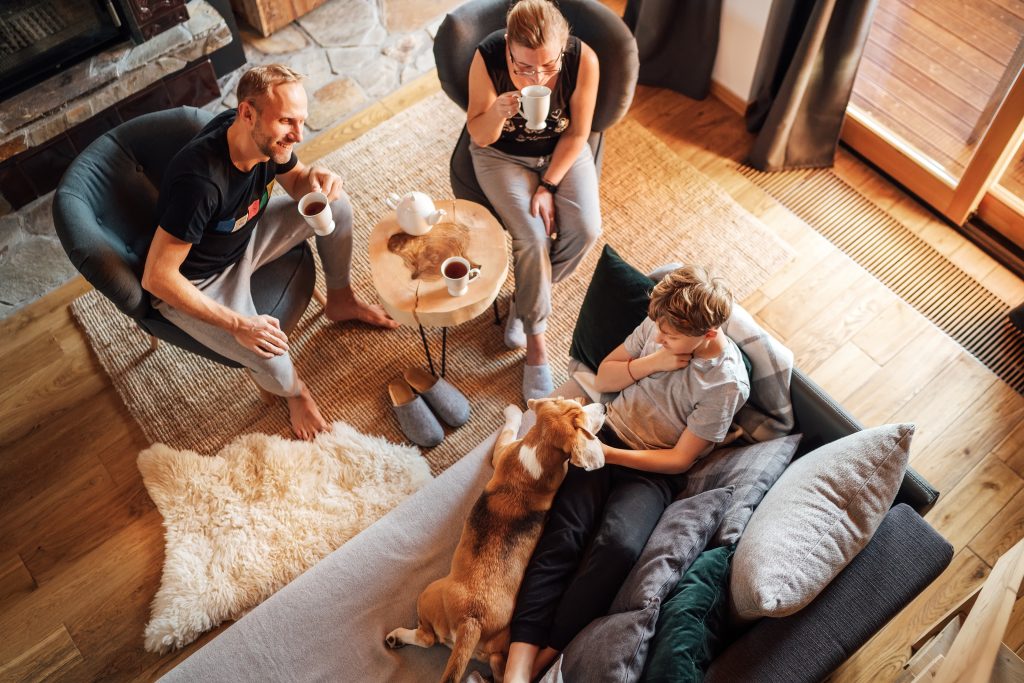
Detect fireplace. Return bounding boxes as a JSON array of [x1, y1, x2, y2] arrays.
[[1, 0, 126, 102], [0, 0, 191, 103]]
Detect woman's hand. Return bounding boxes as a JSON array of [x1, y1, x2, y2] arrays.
[[491, 91, 522, 119], [530, 186, 556, 236], [646, 347, 691, 373]]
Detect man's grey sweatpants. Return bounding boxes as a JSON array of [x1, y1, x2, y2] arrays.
[[154, 195, 354, 397], [470, 141, 601, 335]]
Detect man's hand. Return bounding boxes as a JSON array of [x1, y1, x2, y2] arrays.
[[646, 347, 691, 373], [234, 314, 289, 358], [530, 186, 556, 236], [308, 167, 344, 201]]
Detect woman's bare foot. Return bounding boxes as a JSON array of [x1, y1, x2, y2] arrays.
[[324, 286, 399, 329], [286, 381, 328, 440]]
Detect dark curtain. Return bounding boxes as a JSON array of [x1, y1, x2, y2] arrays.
[[623, 0, 722, 100], [745, 0, 877, 171]]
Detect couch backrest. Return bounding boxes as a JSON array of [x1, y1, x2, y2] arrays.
[[433, 0, 639, 132]]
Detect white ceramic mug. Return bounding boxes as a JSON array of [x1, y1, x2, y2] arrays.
[[298, 192, 335, 236], [519, 85, 551, 131], [441, 256, 481, 297]]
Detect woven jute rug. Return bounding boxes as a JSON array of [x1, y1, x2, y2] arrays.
[[70, 92, 794, 473]]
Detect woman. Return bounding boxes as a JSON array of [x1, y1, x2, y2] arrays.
[[466, 0, 601, 401]]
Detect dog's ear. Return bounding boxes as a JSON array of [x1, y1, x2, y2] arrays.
[[570, 423, 605, 471]]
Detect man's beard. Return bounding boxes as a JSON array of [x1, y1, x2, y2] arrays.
[[252, 124, 291, 164]]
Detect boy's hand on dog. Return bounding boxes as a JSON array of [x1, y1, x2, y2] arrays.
[[648, 347, 691, 373]]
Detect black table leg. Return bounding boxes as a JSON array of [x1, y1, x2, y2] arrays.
[[419, 324, 436, 376], [440, 327, 447, 378]]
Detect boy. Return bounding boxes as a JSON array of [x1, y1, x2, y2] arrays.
[[504, 265, 750, 682]]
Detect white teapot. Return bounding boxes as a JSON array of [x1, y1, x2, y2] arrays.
[[385, 191, 447, 236]]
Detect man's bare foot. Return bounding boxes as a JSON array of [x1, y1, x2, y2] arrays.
[[287, 381, 328, 440], [324, 287, 399, 329]]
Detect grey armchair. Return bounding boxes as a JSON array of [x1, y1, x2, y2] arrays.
[[52, 106, 317, 368], [433, 0, 639, 215]]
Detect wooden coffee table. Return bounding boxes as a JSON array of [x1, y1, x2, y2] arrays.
[[368, 198, 509, 376]]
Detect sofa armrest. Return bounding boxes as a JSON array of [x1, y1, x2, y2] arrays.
[[160, 434, 500, 683], [705, 504, 953, 683]]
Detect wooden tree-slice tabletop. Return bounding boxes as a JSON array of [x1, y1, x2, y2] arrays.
[[368, 199, 509, 328]]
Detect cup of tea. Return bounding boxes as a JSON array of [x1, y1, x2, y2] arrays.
[[298, 192, 335, 236], [519, 85, 551, 131], [441, 256, 481, 297]]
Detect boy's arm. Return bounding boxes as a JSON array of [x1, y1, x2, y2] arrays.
[[602, 429, 712, 475], [594, 342, 690, 393]]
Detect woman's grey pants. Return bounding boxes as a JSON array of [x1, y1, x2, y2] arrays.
[[470, 142, 602, 335], [154, 195, 354, 397]]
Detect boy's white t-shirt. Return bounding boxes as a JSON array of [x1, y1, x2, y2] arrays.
[[604, 317, 750, 450]]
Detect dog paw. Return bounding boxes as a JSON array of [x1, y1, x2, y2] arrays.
[[503, 405, 523, 421], [384, 631, 404, 649]]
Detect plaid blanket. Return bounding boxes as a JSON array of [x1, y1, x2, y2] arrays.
[[722, 303, 795, 443], [569, 302, 795, 445]]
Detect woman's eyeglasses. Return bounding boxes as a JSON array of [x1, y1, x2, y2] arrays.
[[508, 47, 564, 77]]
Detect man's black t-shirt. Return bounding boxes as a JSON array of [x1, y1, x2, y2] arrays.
[[156, 110, 298, 280]]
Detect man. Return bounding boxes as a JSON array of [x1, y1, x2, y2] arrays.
[[142, 64, 397, 441]]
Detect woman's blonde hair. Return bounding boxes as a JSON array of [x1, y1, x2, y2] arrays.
[[648, 265, 734, 336], [506, 0, 570, 49], [237, 64, 305, 108]]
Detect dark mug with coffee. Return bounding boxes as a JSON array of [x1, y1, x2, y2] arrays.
[[441, 256, 481, 296]]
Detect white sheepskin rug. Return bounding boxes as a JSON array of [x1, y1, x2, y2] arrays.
[[139, 421, 431, 653]]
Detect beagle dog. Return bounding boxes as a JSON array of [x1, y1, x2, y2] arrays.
[[385, 397, 606, 682]]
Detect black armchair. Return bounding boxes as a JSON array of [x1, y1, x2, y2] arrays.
[[52, 106, 317, 372], [433, 0, 639, 215]]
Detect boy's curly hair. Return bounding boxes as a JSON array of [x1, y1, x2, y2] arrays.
[[648, 265, 733, 336]]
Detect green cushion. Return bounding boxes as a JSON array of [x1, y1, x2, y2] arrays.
[[641, 545, 736, 683], [570, 245, 656, 371]]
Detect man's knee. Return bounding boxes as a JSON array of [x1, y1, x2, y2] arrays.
[[330, 198, 353, 236], [247, 353, 300, 396]]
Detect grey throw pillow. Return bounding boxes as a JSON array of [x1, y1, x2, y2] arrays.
[[561, 487, 733, 683], [679, 434, 801, 546], [730, 424, 913, 620]]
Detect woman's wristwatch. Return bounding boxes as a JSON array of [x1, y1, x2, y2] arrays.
[[539, 178, 559, 194]]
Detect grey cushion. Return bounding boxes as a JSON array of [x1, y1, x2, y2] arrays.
[[730, 424, 914, 620], [561, 487, 733, 683], [678, 434, 801, 546], [706, 504, 953, 683]]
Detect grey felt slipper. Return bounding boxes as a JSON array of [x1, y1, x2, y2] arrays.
[[388, 377, 444, 448], [522, 363, 553, 402], [404, 367, 471, 428]]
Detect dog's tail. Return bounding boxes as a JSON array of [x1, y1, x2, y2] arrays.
[[440, 617, 482, 683]]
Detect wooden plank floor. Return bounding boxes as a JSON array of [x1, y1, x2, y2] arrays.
[[852, 0, 1024, 180], [2, 76, 1024, 681]]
